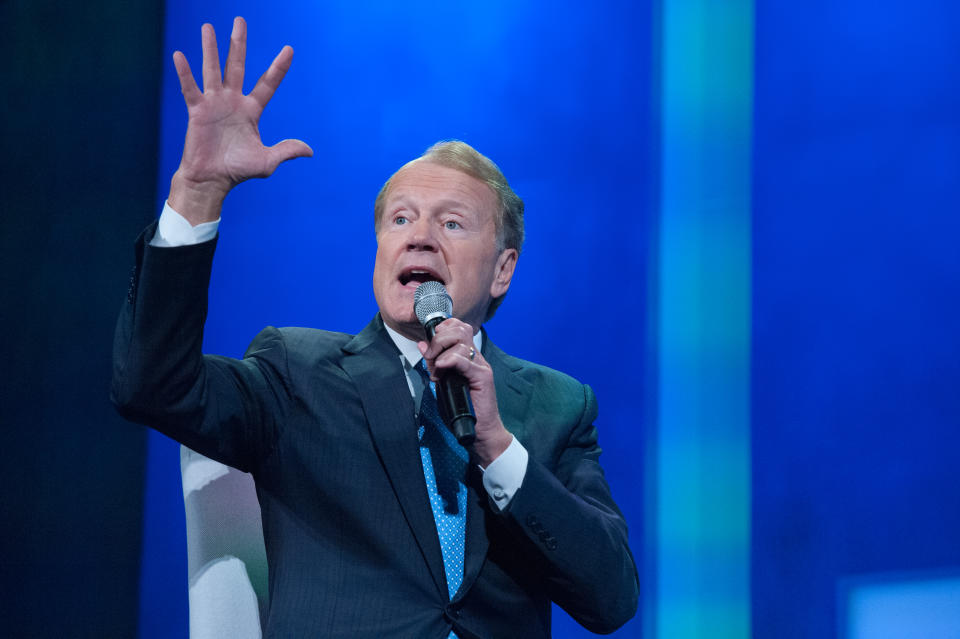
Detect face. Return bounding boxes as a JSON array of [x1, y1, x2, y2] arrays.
[[372, 160, 518, 340]]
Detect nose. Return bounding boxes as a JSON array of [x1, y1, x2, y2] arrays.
[[407, 219, 438, 252]]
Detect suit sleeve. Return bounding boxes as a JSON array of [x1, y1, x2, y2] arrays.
[[111, 223, 288, 473], [502, 382, 639, 634]]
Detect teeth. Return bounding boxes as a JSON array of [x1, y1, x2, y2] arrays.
[[400, 269, 442, 286]]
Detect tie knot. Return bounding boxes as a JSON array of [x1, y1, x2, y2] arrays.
[[418, 358, 439, 393], [415, 358, 429, 377]]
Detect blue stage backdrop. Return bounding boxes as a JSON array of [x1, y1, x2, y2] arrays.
[[752, 1, 960, 637], [142, 2, 652, 637]]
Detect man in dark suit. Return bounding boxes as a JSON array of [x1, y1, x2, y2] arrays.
[[113, 17, 637, 637]]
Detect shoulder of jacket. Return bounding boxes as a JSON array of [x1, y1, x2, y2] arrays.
[[494, 348, 588, 396], [247, 326, 354, 365]]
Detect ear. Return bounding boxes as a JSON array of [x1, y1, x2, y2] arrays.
[[489, 248, 518, 298]]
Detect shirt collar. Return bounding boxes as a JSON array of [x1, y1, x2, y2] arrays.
[[383, 322, 484, 369]]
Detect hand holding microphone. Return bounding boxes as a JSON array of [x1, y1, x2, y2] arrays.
[[414, 281, 477, 446]]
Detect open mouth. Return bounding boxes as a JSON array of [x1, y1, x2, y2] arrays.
[[398, 268, 445, 287]]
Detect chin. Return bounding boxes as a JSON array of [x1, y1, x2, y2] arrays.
[[380, 302, 419, 331]]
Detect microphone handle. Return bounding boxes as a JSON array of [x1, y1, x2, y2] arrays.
[[424, 318, 477, 446]]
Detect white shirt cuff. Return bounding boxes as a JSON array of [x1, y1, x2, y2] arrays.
[[481, 435, 528, 511], [150, 201, 220, 247]]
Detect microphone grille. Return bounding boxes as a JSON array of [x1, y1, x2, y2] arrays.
[[414, 281, 453, 326]]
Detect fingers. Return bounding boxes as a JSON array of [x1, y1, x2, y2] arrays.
[[223, 16, 246, 91], [420, 320, 474, 360], [172, 51, 202, 107], [201, 23, 223, 91], [265, 139, 314, 172], [433, 343, 478, 374], [419, 321, 484, 380], [249, 45, 294, 108]]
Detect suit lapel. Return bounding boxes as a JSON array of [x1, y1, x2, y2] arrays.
[[484, 335, 534, 443], [341, 316, 448, 597]]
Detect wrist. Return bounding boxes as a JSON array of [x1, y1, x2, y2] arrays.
[[473, 425, 513, 468], [168, 170, 228, 226]]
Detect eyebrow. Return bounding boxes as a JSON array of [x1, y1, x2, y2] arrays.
[[388, 193, 472, 213]]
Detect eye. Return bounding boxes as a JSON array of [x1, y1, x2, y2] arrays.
[[444, 220, 461, 230], [394, 215, 408, 226]]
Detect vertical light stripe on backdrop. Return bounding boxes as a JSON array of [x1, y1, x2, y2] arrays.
[[651, 0, 753, 636]]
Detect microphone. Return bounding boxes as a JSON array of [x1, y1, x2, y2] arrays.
[[414, 281, 477, 446]]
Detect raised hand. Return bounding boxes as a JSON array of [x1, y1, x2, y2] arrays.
[[168, 17, 313, 225]]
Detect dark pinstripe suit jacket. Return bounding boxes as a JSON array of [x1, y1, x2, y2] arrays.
[[112, 224, 638, 638]]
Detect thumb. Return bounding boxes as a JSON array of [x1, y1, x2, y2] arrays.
[[266, 138, 314, 171]]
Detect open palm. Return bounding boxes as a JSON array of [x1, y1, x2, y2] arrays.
[[170, 17, 312, 223]]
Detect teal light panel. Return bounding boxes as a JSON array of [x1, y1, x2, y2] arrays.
[[652, 0, 753, 636]]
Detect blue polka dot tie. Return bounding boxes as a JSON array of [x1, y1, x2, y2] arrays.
[[416, 361, 468, 624]]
